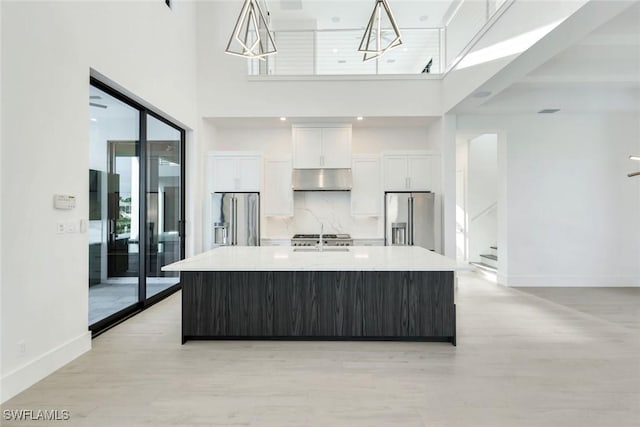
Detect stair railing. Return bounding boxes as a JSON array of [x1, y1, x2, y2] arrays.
[[470, 201, 497, 223]]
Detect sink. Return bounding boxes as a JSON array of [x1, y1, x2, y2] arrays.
[[293, 247, 350, 252]]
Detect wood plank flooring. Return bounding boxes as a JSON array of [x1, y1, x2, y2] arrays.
[[2, 272, 639, 427]]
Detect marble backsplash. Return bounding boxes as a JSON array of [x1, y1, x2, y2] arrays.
[[262, 192, 383, 239]]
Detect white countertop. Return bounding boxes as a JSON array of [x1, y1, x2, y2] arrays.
[[162, 246, 470, 272]]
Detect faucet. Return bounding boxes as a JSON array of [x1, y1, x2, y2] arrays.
[[319, 223, 324, 252]]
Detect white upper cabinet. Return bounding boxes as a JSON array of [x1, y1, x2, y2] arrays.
[[320, 127, 351, 168], [382, 152, 440, 192], [208, 152, 262, 192], [351, 155, 382, 216], [292, 128, 323, 168], [263, 158, 293, 216], [292, 125, 351, 169], [382, 156, 408, 191]]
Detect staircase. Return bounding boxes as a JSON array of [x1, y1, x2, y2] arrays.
[[471, 246, 498, 273]]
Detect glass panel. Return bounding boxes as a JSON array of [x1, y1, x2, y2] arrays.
[[88, 86, 140, 325], [145, 114, 182, 298]]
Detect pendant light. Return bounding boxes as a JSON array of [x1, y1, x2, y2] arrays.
[[225, 0, 277, 59], [358, 0, 403, 62]]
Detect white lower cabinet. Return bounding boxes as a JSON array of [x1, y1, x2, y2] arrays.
[[263, 158, 293, 216], [351, 155, 381, 216]]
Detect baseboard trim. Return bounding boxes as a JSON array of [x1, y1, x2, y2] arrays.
[[504, 275, 640, 287], [1, 332, 91, 403]]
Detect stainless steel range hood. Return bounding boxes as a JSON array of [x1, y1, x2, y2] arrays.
[[292, 168, 352, 191]]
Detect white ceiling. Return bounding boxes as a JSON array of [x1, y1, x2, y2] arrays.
[[460, 1, 640, 114], [269, 0, 456, 30]]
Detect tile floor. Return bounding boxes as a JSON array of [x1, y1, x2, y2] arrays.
[[3, 272, 639, 427], [88, 277, 179, 324]]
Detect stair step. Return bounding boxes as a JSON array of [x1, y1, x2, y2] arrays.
[[470, 262, 497, 273], [479, 253, 497, 268]]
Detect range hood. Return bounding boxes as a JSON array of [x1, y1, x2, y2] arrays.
[[292, 168, 352, 191]]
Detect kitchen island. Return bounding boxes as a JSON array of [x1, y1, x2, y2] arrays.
[[162, 246, 466, 346]]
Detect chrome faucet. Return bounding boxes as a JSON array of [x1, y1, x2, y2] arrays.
[[319, 223, 324, 252]]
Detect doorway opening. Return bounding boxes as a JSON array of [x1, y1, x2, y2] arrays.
[[456, 133, 499, 275]]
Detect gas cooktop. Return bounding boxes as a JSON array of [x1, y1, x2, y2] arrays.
[[291, 233, 352, 246]]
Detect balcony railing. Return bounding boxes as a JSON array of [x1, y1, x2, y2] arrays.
[[248, 28, 443, 77], [247, 0, 511, 77]]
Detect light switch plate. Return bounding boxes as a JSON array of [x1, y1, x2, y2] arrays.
[[56, 222, 65, 234], [65, 221, 77, 234]]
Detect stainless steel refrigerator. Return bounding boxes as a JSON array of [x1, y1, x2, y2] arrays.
[[385, 192, 435, 250], [211, 193, 260, 247]]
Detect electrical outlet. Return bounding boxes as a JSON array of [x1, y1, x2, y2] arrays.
[[17, 340, 26, 358], [56, 222, 65, 234]]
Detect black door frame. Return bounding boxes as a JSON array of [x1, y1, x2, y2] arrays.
[[89, 77, 186, 336]]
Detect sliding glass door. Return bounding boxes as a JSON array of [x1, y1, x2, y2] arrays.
[[89, 86, 141, 326], [89, 79, 185, 334], [145, 115, 183, 298]]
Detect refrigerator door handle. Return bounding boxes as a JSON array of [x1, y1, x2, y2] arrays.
[[408, 196, 414, 245], [232, 197, 238, 245]]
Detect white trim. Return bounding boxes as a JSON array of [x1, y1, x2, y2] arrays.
[[1, 332, 91, 403], [248, 74, 442, 82], [504, 276, 640, 287]]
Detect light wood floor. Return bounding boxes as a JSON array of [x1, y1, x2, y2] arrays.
[[2, 273, 639, 427]]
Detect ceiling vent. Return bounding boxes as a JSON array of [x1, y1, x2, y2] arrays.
[[538, 109, 561, 114]]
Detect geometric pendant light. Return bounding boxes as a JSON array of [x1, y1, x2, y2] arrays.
[[225, 0, 277, 60], [358, 0, 403, 62]]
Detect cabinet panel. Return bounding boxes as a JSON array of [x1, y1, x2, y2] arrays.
[[321, 127, 351, 168], [383, 156, 408, 191], [211, 157, 237, 191], [351, 156, 381, 216], [209, 154, 262, 192], [293, 128, 323, 168], [407, 156, 433, 191], [238, 157, 261, 191], [263, 159, 293, 216]]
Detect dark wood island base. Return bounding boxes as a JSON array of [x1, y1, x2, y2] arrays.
[[181, 270, 456, 346]]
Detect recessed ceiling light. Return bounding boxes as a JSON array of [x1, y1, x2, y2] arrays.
[[280, 117, 287, 121], [332, 48, 339, 54], [331, 16, 341, 23], [90, 118, 97, 122], [473, 91, 492, 98], [402, 47, 408, 52], [538, 108, 560, 114], [419, 15, 429, 21], [338, 60, 347, 64], [356, 116, 364, 121]]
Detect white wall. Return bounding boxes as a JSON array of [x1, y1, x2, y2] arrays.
[[467, 134, 498, 261], [459, 113, 640, 286], [1, 0, 198, 402], [196, 1, 442, 118], [0, 0, 4, 401], [204, 122, 439, 241], [427, 116, 457, 258]]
